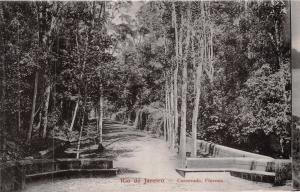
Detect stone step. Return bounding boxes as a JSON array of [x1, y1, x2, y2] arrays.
[[186, 157, 273, 172], [229, 169, 275, 183], [26, 168, 118, 182], [176, 167, 275, 183], [176, 168, 229, 177]]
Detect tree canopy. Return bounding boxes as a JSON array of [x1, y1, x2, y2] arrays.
[[0, 1, 291, 161]]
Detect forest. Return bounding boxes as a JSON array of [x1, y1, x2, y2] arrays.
[[0, 0, 291, 161]]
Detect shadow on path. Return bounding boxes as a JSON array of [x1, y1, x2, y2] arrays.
[[24, 120, 290, 192]]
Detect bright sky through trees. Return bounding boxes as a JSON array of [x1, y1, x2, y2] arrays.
[[292, 1, 300, 51]]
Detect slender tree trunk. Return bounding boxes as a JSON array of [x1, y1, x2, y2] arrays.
[[166, 85, 170, 146], [76, 112, 84, 159], [17, 23, 21, 133], [69, 100, 79, 131], [42, 85, 51, 138], [98, 93, 104, 144], [163, 109, 167, 141], [191, 42, 203, 157], [76, 86, 87, 159], [163, 38, 168, 141], [180, 3, 191, 165], [27, 71, 39, 143], [170, 76, 175, 149], [210, 27, 214, 80], [138, 111, 141, 130], [37, 111, 42, 135], [191, 1, 208, 157], [191, 89, 200, 157], [134, 109, 140, 129], [17, 89, 21, 133], [1, 54, 6, 152], [164, 79, 167, 141], [40, 2, 60, 137], [169, 86, 174, 149], [127, 112, 131, 125], [138, 111, 142, 130], [172, 2, 179, 151], [17, 96, 21, 133], [27, 3, 42, 143], [178, 13, 184, 152], [96, 107, 100, 134], [191, 37, 197, 95]]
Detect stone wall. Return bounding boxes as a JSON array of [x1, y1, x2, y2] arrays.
[[186, 138, 273, 159], [185, 138, 291, 184], [0, 158, 115, 192], [186, 157, 273, 171]]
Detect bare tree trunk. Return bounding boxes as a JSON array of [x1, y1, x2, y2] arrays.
[[163, 38, 168, 141], [164, 78, 168, 141], [17, 95, 21, 133], [172, 2, 179, 151], [207, 22, 214, 84], [98, 92, 104, 144], [76, 86, 87, 159], [169, 86, 174, 149], [170, 76, 175, 149], [17, 91, 21, 134], [210, 27, 214, 80], [191, 40, 203, 157], [27, 71, 39, 143], [134, 109, 140, 129], [96, 107, 100, 134], [166, 84, 170, 146], [139, 111, 143, 130], [40, 2, 62, 137], [69, 100, 79, 131], [127, 112, 131, 125], [17, 23, 21, 133], [191, 1, 209, 157], [138, 111, 141, 130], [42, 85, 51, 138], [1, 54, 6, 152], [76, 113, 84, 159], [163, 109, 167, 141], [37, 111, 42, 135], [180, 3, 191, 165], [191, 36, 197, 95], [27, 3, 43, 143]]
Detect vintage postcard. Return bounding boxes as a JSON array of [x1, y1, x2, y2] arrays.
[[0, 0, 295, 191]]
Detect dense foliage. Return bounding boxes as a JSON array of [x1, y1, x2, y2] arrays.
[[0, 1, 291, 161]]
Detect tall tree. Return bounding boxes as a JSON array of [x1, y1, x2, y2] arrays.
[[172, 2, 179, 151]]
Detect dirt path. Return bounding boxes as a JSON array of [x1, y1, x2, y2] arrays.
[[24, 121, 290, 192]]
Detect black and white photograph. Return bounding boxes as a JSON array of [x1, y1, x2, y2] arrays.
[[292, 0, 300, 190], [0, 0, 293, 191]]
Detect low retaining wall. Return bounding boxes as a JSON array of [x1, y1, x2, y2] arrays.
[[186, 157, 288, 173], [184, 138, 292, 184], [186, 157, 274, 172], [0, 158, 116, 192], [186, 157, 291, 184], [186, 138, 273, 159]]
